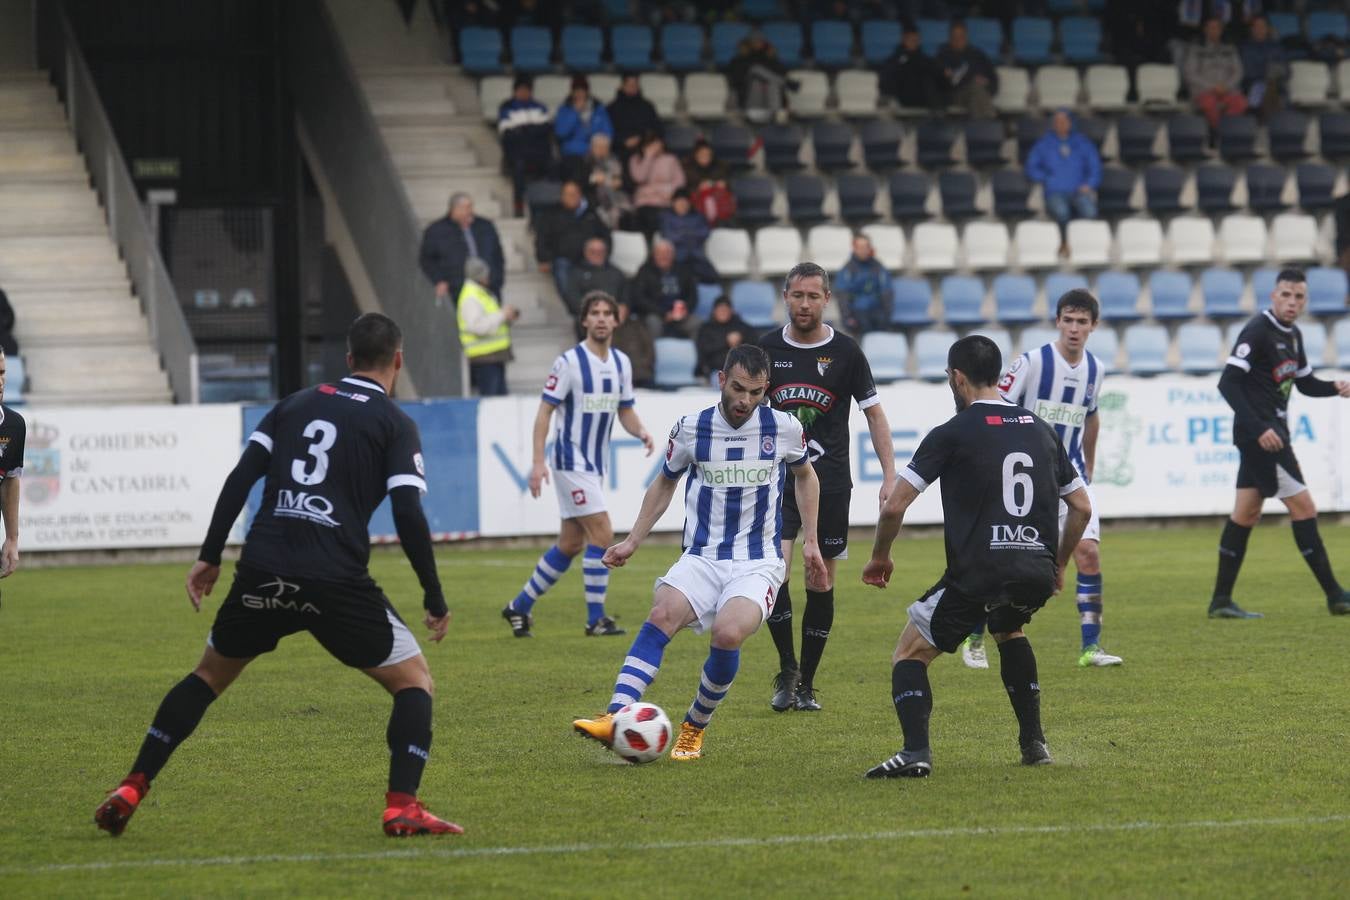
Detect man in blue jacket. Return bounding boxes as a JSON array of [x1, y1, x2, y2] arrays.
[[1026, 109, 1102, 254], [554, 75, 613, 180]]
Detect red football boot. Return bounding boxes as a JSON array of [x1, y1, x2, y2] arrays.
[[382, 792, 464, 837], [95, 774, 149, 837]]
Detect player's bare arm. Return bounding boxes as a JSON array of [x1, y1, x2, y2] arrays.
[[863, 479, 920, 588], [790, 458, 828, 591], [529, 401, 554, 497], [1057, 486, 1092, 592], [1083, 413, 1099, 482], [0, 474, 19, 577], [862, 403, 897, 504], [603, 471, 680, 568], [617, 406, 655, 455]]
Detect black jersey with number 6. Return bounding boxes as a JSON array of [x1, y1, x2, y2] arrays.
[[240, 375, 426, 580], [902, 399, 1083, 599]]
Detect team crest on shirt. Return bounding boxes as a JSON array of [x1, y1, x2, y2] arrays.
[[544, 373, 559, 391], [816, 356, 832, 376], [571, 489, 587, 506], [761, 436, 776, 455], [413, 452, 425, 476]]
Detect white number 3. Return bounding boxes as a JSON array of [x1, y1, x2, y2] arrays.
[[292, 419, 337, 485]]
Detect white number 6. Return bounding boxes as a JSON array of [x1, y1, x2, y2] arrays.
[[1001, 452, 1033, 517]]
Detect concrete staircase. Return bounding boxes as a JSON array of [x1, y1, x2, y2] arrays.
[[0, 72, 172, 404]]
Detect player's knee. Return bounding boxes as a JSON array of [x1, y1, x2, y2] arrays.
[[710, 622, 750, 649], [557, 535, 584, 557], [1076, 544, 1101, 573], [990, 629, 1025, 643]]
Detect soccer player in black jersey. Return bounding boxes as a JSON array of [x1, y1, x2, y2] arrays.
[[1208, 268, 1350, 619], [95, 314, 463, 837], [757, 262, 897, 712], [861, 336, 1091, 776], [0, 351, 26, 580]]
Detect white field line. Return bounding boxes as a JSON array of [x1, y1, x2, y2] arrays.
[[7, 813, 1348, 876]]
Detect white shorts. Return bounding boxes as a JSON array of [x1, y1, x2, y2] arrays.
[[656, 554, 787, 635], [553, 469, 607, 518], [1059, 482, 1100, 544]]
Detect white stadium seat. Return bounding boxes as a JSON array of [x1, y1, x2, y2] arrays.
[[1013, 220, 1061, 269], [1136, 63, 1180, 106], [806, 224, 853, 271], [911, 222, 959, 272], [754, 225, 804, 276], [478, 75, 512, 121], [684, 73, 729, 118], [1116, 218, 1164, 267], [962, 221, 1011, 270], [993, 66, 1031, 114], [1270, 212, 1319, 262], [1067, 219, 1112, 267], [609, 231, 648, 276], [788, 70, 830, 117], [1217, 214, 1268, 265], [1166, 215, 1216, 265], [1034, 65, 1080, 108], [705, 228, 752, 277], [639, 73, 679, 118], [860, 223, 906, 270], [1085, 65, 1129, 110], [835, 70, 880, 116], [533, 74, 572, 111], [1289, 61, 1331, 106]]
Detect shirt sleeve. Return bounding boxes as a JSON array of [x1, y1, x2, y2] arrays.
[[1054, 439, 1086, 497], [1086, 358, 1104, 415], [385, 412, 428, 495], [619, 351, 636, 408], [1, 413, 25, 479], [1295, 328, 1312, 378], [247, 407, 278, 455], [899, 422, 953, 492], [998, 353, 1030, 405], [541, 353, 571, 406], [781, 412, 808, 467], [661, 416, 694, 479], [851, 343, 881, 410], [1226, 322, 1261, 372]]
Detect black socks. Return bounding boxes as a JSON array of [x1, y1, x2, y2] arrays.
[[131, 673, 218, 782], [798, 588, 835, 687], [1292, 518, 1343, 601], [1211, 518, 1253, 606], [387, 688, 433, 795], [767, 582, 797, 672], [891, 659, 932, 752], [997, 637, 1044, 748]]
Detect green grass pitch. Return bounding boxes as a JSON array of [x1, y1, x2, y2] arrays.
[[1, 522, 1347, 897]]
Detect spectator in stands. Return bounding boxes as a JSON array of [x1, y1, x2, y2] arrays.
[[564, 237, 628, 319], [498, 75, 553, 218], [554, 75, 613, 180], [583, 132, 631, 230], [660, 189, 717, 284], [419, 192, 504, 307], [936, 20, 998, 120], [629, 238, 699, 339], [628, 130, 686, 238], [882, 22, 945, 112], [1184, 16, 1248, 130], [728, 33, 794, 124], [695, 296, 755, 380], [607, 73, 661, 163], [1025, 109, 1103, 255], [535, 179, 611, 300], [833, 234, 894, 336], [683, 139, 735, 226], [613, 301, 655, 389], [1239, 14, 1286, 121], [457, 257, 518, 397]]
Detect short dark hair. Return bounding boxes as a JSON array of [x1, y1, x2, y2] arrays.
[[1056, 288, 1100, 323], [723, 344, 770, 379], [348, 313, 402, 370], [580, 290, 619, 319], [1276, 267, 1307, 284], [782, 262, 830, 294], [947, 334, 1001, 387]]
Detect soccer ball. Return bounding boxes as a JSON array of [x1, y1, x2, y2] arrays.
[[610, 702, 672, 764]]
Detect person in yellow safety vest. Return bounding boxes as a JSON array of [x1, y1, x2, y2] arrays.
[[457, 256, 519, 396]]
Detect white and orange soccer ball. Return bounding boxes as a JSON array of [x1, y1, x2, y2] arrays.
[[610, 702, 672, 764]]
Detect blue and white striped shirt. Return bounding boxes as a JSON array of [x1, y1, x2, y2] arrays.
[[542, 343, 635, 475], [998, 342, 1104, 481]]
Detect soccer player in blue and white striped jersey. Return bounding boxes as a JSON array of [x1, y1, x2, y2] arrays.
[[572, 345, 828, 761], [501, 292, 654, 638]]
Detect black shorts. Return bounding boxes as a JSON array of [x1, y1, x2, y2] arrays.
[[208, 564, 420, 669], [907, 577, 1053, 654], [780, 488, 850, 559], [1235, 441, 1307, 499]]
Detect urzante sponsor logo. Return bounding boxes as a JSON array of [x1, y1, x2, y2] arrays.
[[273, 489, 341, 527], [771, 384, 834, 411], [696, 461, 777, 485]]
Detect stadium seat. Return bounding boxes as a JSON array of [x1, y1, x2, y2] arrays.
[[1137, 64, 1181, 106], [916, 120, 958, 169], [1251, 268, 1278, 309], [1333, 318, 1350, 367], [1268, 110, 1311, 162], [5, 355, 24, 402], [1319, 112, 1350, 158], [992, 169, 1034, 218], [1224, 318, 1247, 350], [1067, 220, 1112, 268], [785, 174, 827, 223], [1289, 61, 1331, 106], [1088, 326, 1119, 367], [938, 171, 981, 219], [1034, 66, 1080, 109], [1014, 115, 1046, 165], [1116, 115, 1161, 165], [760, 123, 805, 171], [1217, 115, 1259, 162], [912, 222, 959, 272], [969, 326, 1013, 362], [589, 73, 621, 103], [684, 73, 729, 119], [706, 228, 752, 277], [1149, 270, 1195, 319], [1044, 273, 1089, 310], [1060, 17, 1103, 63], [861, 332, 910, 382], [731, 176, 776, 226], [837, 174, 879, 221], [993, 273, 1039, 324], [1097, 167, 1138, 216], [1011, 17, 1053, 65], [510, 26, 552, 73], [890, 276, 933, 327], [1308, 11, 1349, 44], [1339, 61, 1350, 106], [731, 280, 779, 327], [561, 25, 603, 71], [741, 0, 779, 20], [710, 21, 752, 66], [763, 21, 804, 68], [1075, 115, 1110, 155], [914, 328, 957, 379], [532, 74, 572, 112], [1217, 214, 1267, 265], [1271, 213, 1319, 262], [1116, 218, 1164, 267], [525, 180, 562, 221], [1201, 268, 1246, 319], [477, 75, 511, 121], [459, 27, 503, 75], [695, 282, 722, 319], [1144, 165, 1187, 215], [966, 18, 1003, 60], [1267, 11, 1299, 41], [639, 73, 679, 118], [836, 70, 880, 117], [1196, 165, 1238, 214], [861, 19, 902, 64], [1013, 220, 1060, 269], [1302, 320, 1329, 366], [993, 66, 1031, 114], [778, 69, 825, 118], [661, 23, 705, 71], [964, 221, 1011, 270], [811, 21, 854, 69], [939, 277, 993, 330], [1296, 163, 1338, 211], [613, 25, 655, 72], [1167, 216, 1216, 265], [812, 121, 854, 171], [888, 171, 931, 221], [1244, 163, 1294, 212], [1307, 266, 1349, 316], [713, 123, 755, 170], [1123, 324, 1170, 375], [1096, 270, 1143, 322], [807, 224, 852, 271], [754, 226, 803, 276], [917, 18, 948, 56], [1019, 324, 1059, 353], [610, 231, 647, 276], [1166, 114, 1209, 163], [653, 337, 699, 388], [861, 119, 903, 170], [964, 120, 1006, 168], [861, 223, 906, 270], [1085, 65, 1129, 110], [1177, 323, 1224, 373]]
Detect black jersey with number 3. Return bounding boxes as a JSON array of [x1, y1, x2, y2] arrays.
[[240, 375, 426, 580], [904, 399, 1083, 599], [758, 325, 879, 492]]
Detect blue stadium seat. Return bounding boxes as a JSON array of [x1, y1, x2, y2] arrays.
[[664, 123, 699, 158], [459, 27, 503, 75], [731, 280, 778, 327], [1267, 12, 1300, 41], [1060, 17, 1103, 63], [741, 0, 781, 18], [1251, 268, 1278, 309], [660, 23, 704, 71], [861, 19, 901, 64], [1123, 324, 1170, 375], [1088, 326, 1119, 366], [937, 171, 980, 219], [731, 176, 777, 226], [892, 277, 935, 327], [712, 123, 755, 169], [1307, 267, 1349, 316], [1097, 271, 1144, 323], [939, 275, 985, 325], [1045, 273, 1089, 308], [1177, 323, 1223, 373], [811, 21, 853, 68], [861, 119, 902, 170], [964, 120, 1006, 167], [1268, 110, 1310, 162], [861, 332, 910, 382], [966, 18, 1004, 60], [1296, 162, 1337, 211], [917, 19, 948, 56], [711, 21, 752, 66], [1167, 113, 1209, 163], [1302, 320, 1328, 366], [1047, 0, 1083, 11], [5, 355, 24, 403], [812, 121, 854, 171], [785, 174, 827, 223], [1097, 167, 1138, 216], [888, 171, 930, 220], [762, 22, 803, 68], [654, 337, 699, 388], [1149, 270, 1194, 320], [1318, 112, 1350, 158], [510, 26, 552, 73], [1196, 165, 1238, 214], [612, 25, 654, 71], [1201, 268, 1246, 318], [1116, 115, 1160, 165], [916, 120, 957, 169], [1245, 164, 1288, 213], [561, 25, 603, 72], [1011, 18, 1053, 65], [992, 169, 1033, 218], [1217, 114, 1259, 162], [1334, 318, 1350, 368], [1015, 115, 1047, 164], [761, 123, 805, 171], [915, 328, 957, 380], [1307, 12, 1348, 44], [837, 174, 879, 221], [1144, 165, 1187, 215], [695, 283, 722, 319], [993, 274, 1039, 324]]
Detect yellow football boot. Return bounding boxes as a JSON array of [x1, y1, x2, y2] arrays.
[[572, 712, 615, 747], [669, 722, 705, 761]]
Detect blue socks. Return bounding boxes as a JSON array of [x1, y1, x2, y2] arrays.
[[511, 545, 573, 615], [583, 544, 609, 625], [608, 622, 671, 713], [1077, 573, 1103, 650], [685, 646, 740, 729]]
